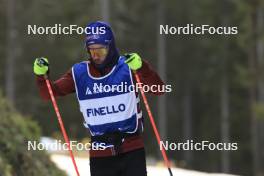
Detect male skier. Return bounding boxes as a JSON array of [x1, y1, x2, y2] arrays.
[[34, 21, 165, 176]]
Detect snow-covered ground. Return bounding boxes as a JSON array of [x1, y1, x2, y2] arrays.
[[51, 154, 239, 176]]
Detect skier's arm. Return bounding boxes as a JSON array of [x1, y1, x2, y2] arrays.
[[134, 59, 165, 95], [36, 69, 75, 100], [124, 53, 165, 95]]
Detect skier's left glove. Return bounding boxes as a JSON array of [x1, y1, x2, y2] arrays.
[[33, 57, 49, 75], [124, 53, 142, 71]]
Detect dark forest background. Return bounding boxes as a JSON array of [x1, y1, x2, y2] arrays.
[[0, 0, 264, 175]]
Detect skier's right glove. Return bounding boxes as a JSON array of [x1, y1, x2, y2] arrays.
[[33, 57, 49, 75]]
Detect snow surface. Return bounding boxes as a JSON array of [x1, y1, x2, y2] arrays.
[[50, 154, 239, 176]]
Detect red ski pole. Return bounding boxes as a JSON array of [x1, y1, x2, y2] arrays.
[[45, 77, 80, 176], [134, 72, 173, 176]]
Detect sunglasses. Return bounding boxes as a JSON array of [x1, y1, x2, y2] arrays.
[[88, 46, 108, 57]]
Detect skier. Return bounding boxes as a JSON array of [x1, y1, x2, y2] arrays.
[[34, 21, 165, 176]]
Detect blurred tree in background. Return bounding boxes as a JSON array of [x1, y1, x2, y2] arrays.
[[0, 91, 66, 176], [0, 0, 264, 175]]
